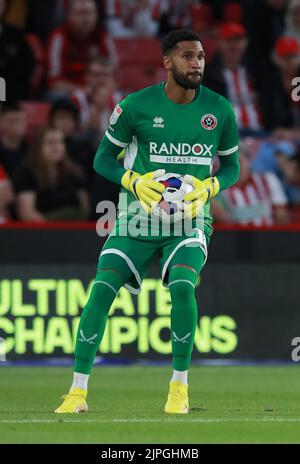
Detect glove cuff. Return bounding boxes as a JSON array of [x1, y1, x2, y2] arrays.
[[206, 176, 220, 199], [121, 170, 140, 193]]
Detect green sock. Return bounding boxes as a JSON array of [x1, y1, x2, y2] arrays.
[[168, 265, 201, 371], [74, 269, 128, 374]]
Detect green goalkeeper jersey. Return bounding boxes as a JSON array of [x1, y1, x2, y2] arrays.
[[104, 81, 239, 235]]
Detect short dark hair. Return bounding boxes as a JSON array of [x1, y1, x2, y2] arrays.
[[161, 29, 201, 55], [50, 98, 80, 124]]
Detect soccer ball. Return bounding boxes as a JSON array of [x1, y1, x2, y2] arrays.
[[152, 172, 193, 223]]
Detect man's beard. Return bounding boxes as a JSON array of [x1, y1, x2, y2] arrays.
[[172, 65, 203, 89]]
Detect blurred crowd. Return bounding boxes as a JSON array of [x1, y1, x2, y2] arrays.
[[1, 0, 300, 226]]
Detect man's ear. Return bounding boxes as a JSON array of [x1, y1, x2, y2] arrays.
[[163, 55, 172, 71]]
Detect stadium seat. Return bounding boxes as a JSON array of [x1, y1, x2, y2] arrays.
[[154, 67, 167, 84], [20, 101, 51, 138], [114, 38, 162, 67], [119, 65, 165, 93], [201, 36, 219, 63]]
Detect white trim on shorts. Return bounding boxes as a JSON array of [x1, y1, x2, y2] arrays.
[[161, 228, 208, 287], [100, 248, 142, 295]]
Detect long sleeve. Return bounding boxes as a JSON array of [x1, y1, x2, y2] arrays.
[[215, 151, 240, 192], [93, 134, 126, 185], [93, 95, 135, 184], [216, 96, 240, 191]]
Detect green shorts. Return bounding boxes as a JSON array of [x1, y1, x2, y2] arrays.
[[97, 220, 212, 294]]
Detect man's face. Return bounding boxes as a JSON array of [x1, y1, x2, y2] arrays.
[[0, 110, 27, 139], [277, 54, 300, 74], [52, 110, 77, 137], [68, 0, 98, 37], [164, 41, 205, 90], [219, 37, 247, 64], [86, 62, 113, 90], [42, 130, 65, 164]]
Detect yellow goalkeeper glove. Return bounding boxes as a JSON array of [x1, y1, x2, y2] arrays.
[[183, 175, 220, 219], [121, 169, 166, 214]]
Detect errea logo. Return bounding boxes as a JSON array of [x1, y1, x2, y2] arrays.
[[153, 116, 164, 128]]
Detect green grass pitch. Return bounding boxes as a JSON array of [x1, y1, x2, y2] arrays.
[[1, 365, 300, 444]]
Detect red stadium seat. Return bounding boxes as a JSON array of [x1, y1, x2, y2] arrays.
[[201, 36, 219, 63], [119, 65, 165, 93], [115, 38, 165, 92], [114, 38, 162, 67], [20, 101, 51, 139], [153, 67, 167, 84]]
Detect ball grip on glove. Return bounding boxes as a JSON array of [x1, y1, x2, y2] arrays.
[[183, 175, 220, 219], [121, 169, 166, 214]]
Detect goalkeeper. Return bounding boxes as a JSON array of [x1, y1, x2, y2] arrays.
[[55, 29, 240, 414]]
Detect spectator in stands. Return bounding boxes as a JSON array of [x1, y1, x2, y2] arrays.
[[50, 98, 80, 140], [72, 56, 123, 217], [0, 0, 34, 102], [277, 146, 300, 190], [257, 36, 300, 133], [212, 144, 290, 226], [0, 164, 14, 222], [72, 57, 124, 218], [46, 0, 115, 97], [105, 0, 161, 38], [203, 0, 242, 22], [72, 56, 122, 135], [49, 98, 94, 182], [203, 23, 264, 135], [14, 127, 90, 221], [0, 104, 28, 179], [285, 0, 300, 43], [26, 0, 67, 43], [252, 138, 300, 204], [243, 0, 288, 82], [158, 0, 193, 36], [252, 139, 296, 176], [276, 144, 300, 206]]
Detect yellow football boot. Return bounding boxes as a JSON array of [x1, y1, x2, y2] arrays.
[[55, 388, 88, 413], [164, 380, 189, 414]]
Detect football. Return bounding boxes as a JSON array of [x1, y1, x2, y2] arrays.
[[152, 172, 193, 223]]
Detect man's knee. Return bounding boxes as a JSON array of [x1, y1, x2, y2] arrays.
[[93, 268, 124, 295], [83, 269, 123, 310], [168, 264, 197, 298]]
